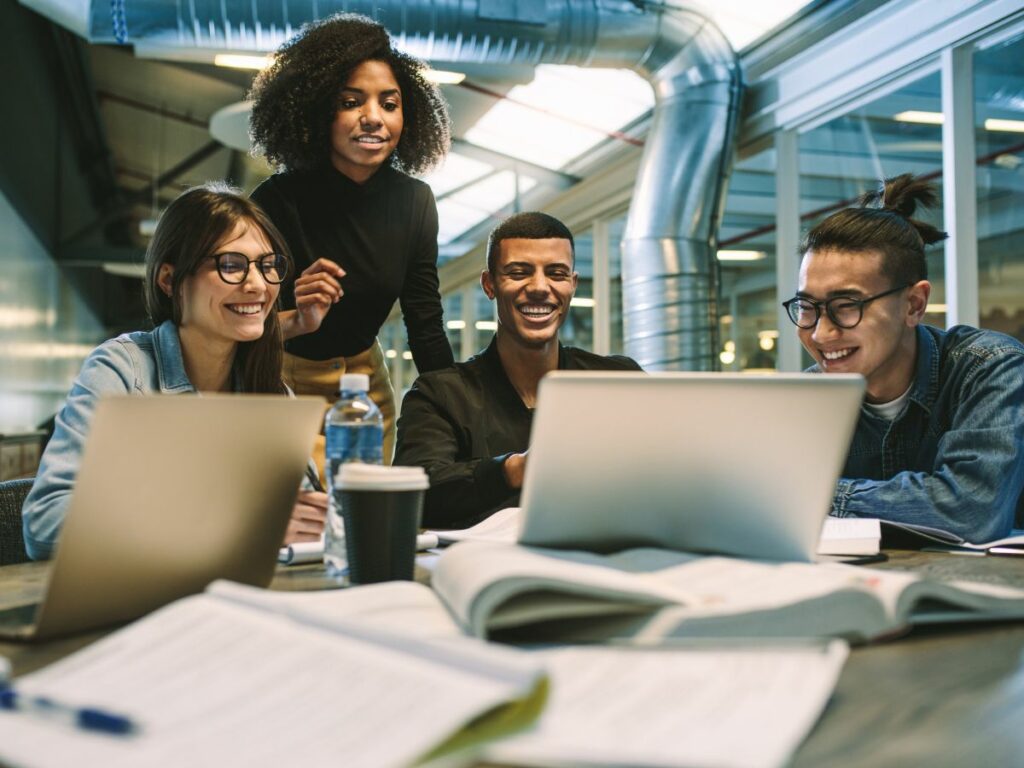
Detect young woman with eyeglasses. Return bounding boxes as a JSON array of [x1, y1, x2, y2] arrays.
[[248, 14, 455, 471], [21, 184, 335, 560]]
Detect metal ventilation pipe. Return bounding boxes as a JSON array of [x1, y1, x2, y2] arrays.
[[24, 0, 742, 370]]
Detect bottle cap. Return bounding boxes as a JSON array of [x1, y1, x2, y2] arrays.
[[340, 373, 370, 393]]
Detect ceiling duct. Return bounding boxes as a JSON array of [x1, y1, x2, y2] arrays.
[[23, 0, 742, 370]]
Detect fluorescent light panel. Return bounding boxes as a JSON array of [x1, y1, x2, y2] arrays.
[[422, 69, 466, 84], [985, 118, 1024, 133], [214, 53, 273, 70], [893, 111, 1024, 133], [717, 250, 766, 262], [570, 297, 595, 308], [893, 110, 944, 125]]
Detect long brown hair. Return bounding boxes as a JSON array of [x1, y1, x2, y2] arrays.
[[801, 174, 948, 285], [143, 183, 292, 394]]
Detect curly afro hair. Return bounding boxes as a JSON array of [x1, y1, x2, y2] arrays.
[[248, 13, 451, 176]]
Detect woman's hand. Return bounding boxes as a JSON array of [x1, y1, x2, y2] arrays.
[[283, 490, 327, 544], [280, 259, 345, 340]]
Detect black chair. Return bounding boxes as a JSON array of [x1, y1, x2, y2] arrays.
[[0, 478, 33, 566]]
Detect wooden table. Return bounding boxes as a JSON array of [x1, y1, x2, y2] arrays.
[[793, 550, 1024, 767], [3, 551, 1024, 767]]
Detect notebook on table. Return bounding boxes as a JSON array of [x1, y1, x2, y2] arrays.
[[517, 372, 865, 562], [0, 394, 324, 641]]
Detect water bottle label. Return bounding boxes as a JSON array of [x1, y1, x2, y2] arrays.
[[326, 424, 384, 462]]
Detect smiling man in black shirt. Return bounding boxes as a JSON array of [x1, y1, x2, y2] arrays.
[[395, 212, 642, 529]]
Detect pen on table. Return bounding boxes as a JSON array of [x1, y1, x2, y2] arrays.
[[305, 465, 324, 493], [0, 681, 137, 736]]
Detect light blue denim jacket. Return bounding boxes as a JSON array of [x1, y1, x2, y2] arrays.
[[828, 324, 1024, 542], [22, 321, 197, 560]]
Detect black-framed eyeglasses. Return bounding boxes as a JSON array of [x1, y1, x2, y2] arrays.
[[781, 284, 910, 329], [210, 252, 289, 285]]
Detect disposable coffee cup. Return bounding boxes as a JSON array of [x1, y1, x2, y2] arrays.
[[335, 464, 429, 585]]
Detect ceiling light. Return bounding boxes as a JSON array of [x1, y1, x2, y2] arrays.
[[475, 320, 498, 331], [570, 297, 595, 308], [717, 250, 766, 262], [214, 54, 274, 70], [385, 349, 398, 359], [402, 351, 414, 360], [926, 304, 947, 313], [103, 263, 146, 279], [984, 118, 1024, 133], [3, 342, 96, 359], [446, 320, 466, 330], [893, 111, 944, 125], [719, 350, 736, 365], [422, 69, 466, 85], [0, 307, 54, 329]]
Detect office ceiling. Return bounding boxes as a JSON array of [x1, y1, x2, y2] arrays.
[[37, 0, 815, 274]]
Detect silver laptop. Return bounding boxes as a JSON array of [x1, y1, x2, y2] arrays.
[[518, 372, 865, 562], [1, 394, 324, 640]]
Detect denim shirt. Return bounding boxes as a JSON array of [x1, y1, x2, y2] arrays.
[[22, 321, 196, 560], [828, 324, 1024, 543]]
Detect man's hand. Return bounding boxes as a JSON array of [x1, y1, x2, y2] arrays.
[[502, 451, 528, 489], [281, 259, 345, 340], [284, 490, 327, 544]]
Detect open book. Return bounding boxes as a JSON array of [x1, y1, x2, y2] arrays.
[[485, 641, 848, 768], [880, 521, 1024, 553], [0, 580, 546, 768], [429, 508, 883, 557], [0, 580, 853, 768], [431, 541, 1024, 644]]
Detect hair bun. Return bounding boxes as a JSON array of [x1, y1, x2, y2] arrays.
[[857, 173, 947, 246]]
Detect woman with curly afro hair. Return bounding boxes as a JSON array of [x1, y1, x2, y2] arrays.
[[249, 13, 454, 472]]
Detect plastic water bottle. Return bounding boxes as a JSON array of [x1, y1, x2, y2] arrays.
[[323, 373, 383, 575]]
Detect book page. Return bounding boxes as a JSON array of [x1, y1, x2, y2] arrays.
[[0, 594, 543, 768], [208, 579, 463, 640], [433, 542, 701, 636], [429, 507, 523, 545], [818, 517, 880, 555], [433, 542, 925, 641], [486, 641, 849, 768], [880, 523, 1024, 551]]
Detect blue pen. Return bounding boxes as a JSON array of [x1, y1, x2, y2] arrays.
[[0, 683, 137, 736]]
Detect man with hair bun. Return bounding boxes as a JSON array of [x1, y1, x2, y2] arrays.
[[782, 173, 1024, 542], [396, 212, 642, 530]]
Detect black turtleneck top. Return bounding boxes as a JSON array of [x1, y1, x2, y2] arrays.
[[251, 164, 454, 371]]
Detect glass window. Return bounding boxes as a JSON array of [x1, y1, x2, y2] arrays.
[[718, 148, 782, 370], [975, 31, 1024, 343], [442, 292, 463, 359], [464, 66, 653, 171], [608, 212, 627, 356], [563, 228, 594, 350], [797, 71, 948, 328], [473, 284, 496, 354]]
